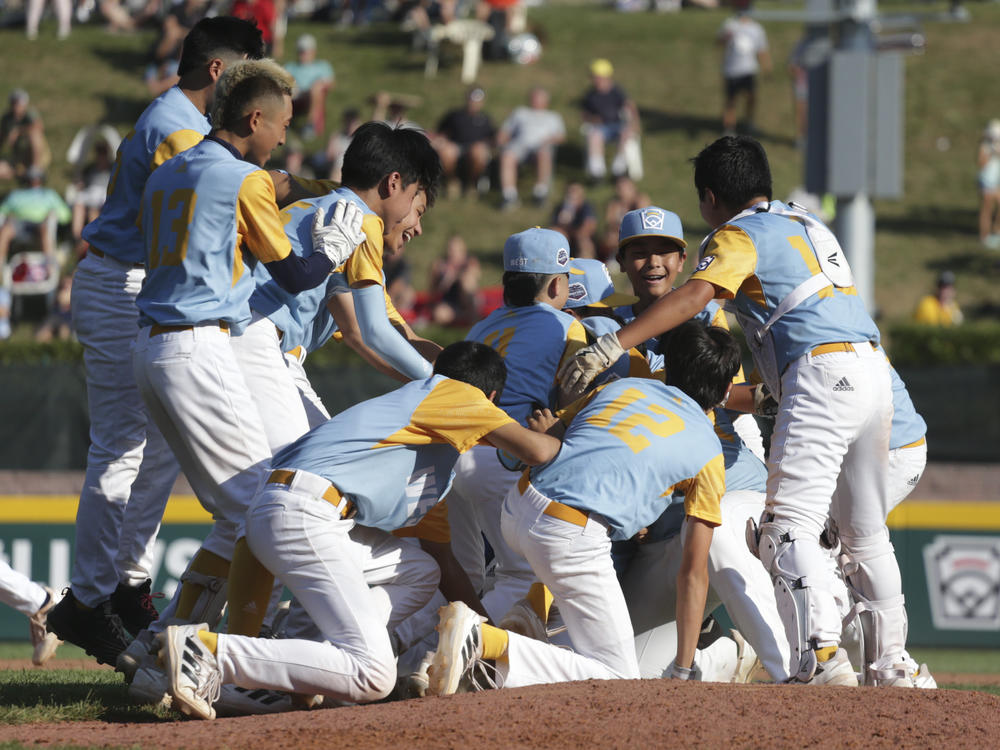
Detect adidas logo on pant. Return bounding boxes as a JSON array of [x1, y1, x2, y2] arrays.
[[832, 377, 854, 392]]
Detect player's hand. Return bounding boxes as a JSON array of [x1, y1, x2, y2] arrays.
[[557, 332, 625, 403], [668, 661, 702, 681], [527, 407, 560, 435], [752, 383, 778, 417], [312, 200, 365, 267]]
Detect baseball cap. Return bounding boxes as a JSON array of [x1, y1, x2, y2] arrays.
[[618, 206, 687, 250], [503, 228, 571, 274], [297, 34, 317, 52], [468, 87, 486, 103], [9, 88, 29, 105], [565, 258, 638, 309], [590, 59, 614, 78], [986, 119, 1000, 141]]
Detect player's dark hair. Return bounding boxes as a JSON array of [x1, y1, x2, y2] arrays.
[[660, 321, 741, 411], [177, 17, 264, 77], [502, 271, 551, 307], [341, 122, 443, 207], [216, 74, 289, 131], [433, 341, 507, 399], [692, 135, 772, 210]]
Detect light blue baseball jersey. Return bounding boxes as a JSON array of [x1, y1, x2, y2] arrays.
[[271, 375, 514, 531], [878, 347, 926, 450], [528, 378, 726, 541], [466, 303, 587, 425], [714, 410, 767, 492], [691, 200, 880, 373], [136, 138, 282, 334], [83, 86, 209, 264], [251, 187, 374, 350]]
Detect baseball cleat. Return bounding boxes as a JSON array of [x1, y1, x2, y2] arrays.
[[213, 685, 294, 717], [160, 623, 222, 720], [110, 579, 162, 638], [427, 602, 484, 696], [128, 664, 172, 709], [909, 660, 937, 689], [29, 587, 62, 666], [397, 650, 434, 700], [45, 588, 132, 667], [730, 630, 763, 684], [498, 599, 548, 643], [808, 648, 859, 687], [117, 628, 158, 682]]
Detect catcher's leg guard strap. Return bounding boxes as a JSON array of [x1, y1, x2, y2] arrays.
[[175, 549, 230, 629], [757, 522, 840, 682]]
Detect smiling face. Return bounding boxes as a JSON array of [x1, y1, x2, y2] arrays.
[[620, 236, 687, 308], [246, 93, 292, 167], [383, 189, 427, 258], [380, 174, 420, 238]]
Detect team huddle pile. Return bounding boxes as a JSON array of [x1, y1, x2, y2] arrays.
[[38, 16, 935, 721]]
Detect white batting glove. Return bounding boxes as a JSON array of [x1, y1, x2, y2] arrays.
[[667, 661, 702, 681], [312, 200, 365, 267], [557, 332, 625, 403]]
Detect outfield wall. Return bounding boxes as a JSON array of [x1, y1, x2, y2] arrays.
[[0, 495, 997, 647]]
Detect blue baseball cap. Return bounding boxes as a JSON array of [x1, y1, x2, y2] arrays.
[[618, 207, 687, 250], [503, 228, 571, 274], [566, 258, 638, 309]]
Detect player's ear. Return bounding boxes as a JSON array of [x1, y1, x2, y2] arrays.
[[246, 108, 264, 134], [379, 171, 403, 198], [207, 57, 226, 82], [487, 389, 498, 403]]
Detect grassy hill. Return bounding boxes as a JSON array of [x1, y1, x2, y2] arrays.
[[2, 0, 999, 325]]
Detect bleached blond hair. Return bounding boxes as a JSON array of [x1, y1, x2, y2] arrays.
[[210, 58, 295, 129]]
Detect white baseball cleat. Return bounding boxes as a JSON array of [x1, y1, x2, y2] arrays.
[[809, 649, 859, 687], [427, 602, 485, 696], [909, 661, 937, 689], [160, 623, 222, 720], [128, 664, 172, 709], [29, 587, 62, 666], [498, 599, 547, 643], [730, 630, 763, 684]]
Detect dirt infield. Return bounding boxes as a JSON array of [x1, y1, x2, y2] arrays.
[[1, 678, 998, 749]]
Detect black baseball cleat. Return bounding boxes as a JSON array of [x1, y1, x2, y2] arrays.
[[111, 579, 161, 637], [46, 588, 133, 666]]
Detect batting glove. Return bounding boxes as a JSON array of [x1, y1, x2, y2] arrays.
[[312, 200, 365, 268], [557, 332, 625, 403], [668, 661, 702, 681], [752, 383, 779, 418]]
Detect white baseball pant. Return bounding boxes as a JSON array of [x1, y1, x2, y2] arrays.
[[216, 472, 439, 702], [132, 324, 271, 561], [0, 559, 49, 616], [283, 347, 331, 428], [448, 445, 535, 622], [497, 481, 639, 688], [70, 251, 179, 605]]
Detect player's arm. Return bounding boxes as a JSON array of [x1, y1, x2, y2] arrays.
[[484, 421, 561, 467], [385, 290, 443, 363], [420, 539, 491, 621], [149, 129, 204, 170], [269, 169, 338, 208], [327, 291, 412, 383], [674, 517, 714, 674]]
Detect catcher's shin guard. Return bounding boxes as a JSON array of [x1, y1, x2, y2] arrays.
[[175, 570, 228, 630], [755, 520, 839, 683], [838, 541, 911, 686]]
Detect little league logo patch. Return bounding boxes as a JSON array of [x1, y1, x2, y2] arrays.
[[641, 209, 664, 230], [923, 535, 1000, 631], [567, 282, 587, 303], [695, 255, 715, 272], [556, 247, 570, 266]]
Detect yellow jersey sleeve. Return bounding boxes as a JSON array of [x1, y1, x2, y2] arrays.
[[674, 453, 725, 527], [690, 225, 759, 300], [237, 171, 293, 263], [377, 379, 515, 453], [393, 498, 451, 543], [555, 384, 604, 425], [556, 319, 589, 375], [346, 214, 387, 287], [290, 174, 338, 197], [627, 348, 655, 378], [150, 129, 204, 170]]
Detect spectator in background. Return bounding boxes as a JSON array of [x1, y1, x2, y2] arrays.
[[0, 167, 71, 339], [477, 0, 521, 60], [0, 90, 51, 182], [68, 139, 114, 256], [144, 0, 210, 96], [497, 86, 565, 210], [35, 273, 74, 342], [550, 181, 597, 259], [26, 0, 71, 40], [428, 234, 481, 326], [432, 86, 495, 197], [231, 0, 286, 56], [284, 33, 335, 140], [717, 0, 771, 135], [913, 271, 963, 327], [371, 90, 423, 130], [597, 175, 650, 265], [321, 107, 361, 182], [977, 119, 1000, 249], [384, 252, 417, 322], [580, 58, 638, 182]]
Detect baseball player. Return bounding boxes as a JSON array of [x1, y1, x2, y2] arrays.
[[130, 59, 363, 657], [447, 228, 587, 623], [560, 135, 909, 687], [46, 17, 265, 667], [0, 561, 61, 665], [153, 342, 561, 720], [428, 321, 736, 694]]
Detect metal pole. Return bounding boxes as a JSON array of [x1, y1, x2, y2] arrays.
[[835, 193, 876, 310]]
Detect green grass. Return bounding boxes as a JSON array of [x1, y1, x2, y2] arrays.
[[3, 2, 999, 331]]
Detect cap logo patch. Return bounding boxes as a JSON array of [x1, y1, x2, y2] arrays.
[[641, 209, 664, 230], [568, 283, 587, 302], [695, 255, 715, 272], [556, 247, 569, 266]]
